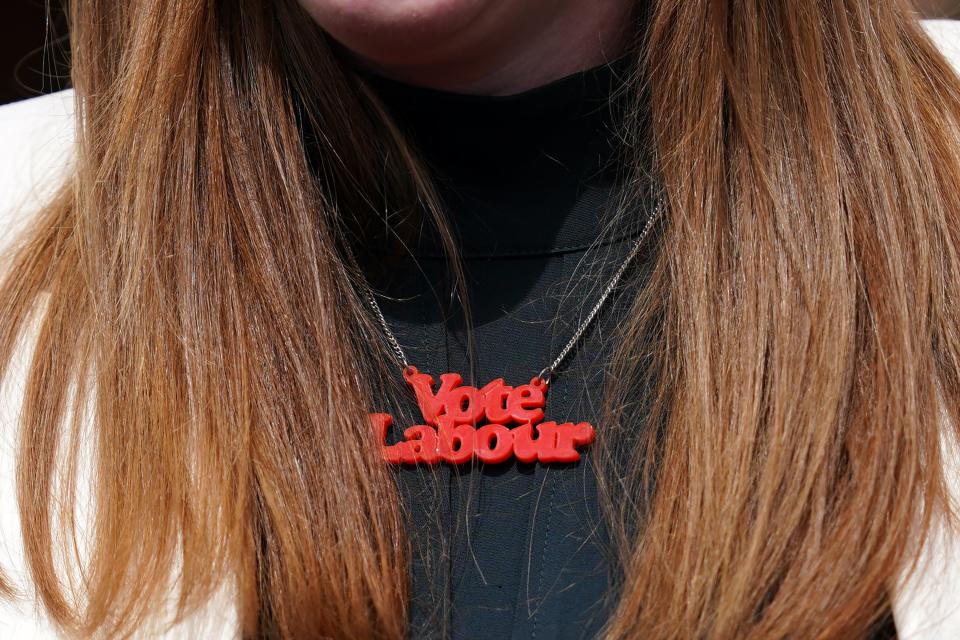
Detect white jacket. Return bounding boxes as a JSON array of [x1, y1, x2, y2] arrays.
[[2, 20, 960, 639]]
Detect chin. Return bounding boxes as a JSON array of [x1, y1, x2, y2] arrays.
[[300, 0, 494, 61]]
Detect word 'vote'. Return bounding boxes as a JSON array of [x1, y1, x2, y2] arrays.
[[371, 367, 595, 465]]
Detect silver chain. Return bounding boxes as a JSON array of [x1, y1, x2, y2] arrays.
[[363, 195, 666, 384], [363, 285, 412, 369]]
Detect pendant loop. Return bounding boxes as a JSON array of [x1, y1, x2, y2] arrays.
[[536, 366, 553, 386]]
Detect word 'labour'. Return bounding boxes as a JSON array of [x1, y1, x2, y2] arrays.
[[371, 367, 596, 465]]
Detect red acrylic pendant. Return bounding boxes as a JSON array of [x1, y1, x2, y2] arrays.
[[371, 366, 596, 466]]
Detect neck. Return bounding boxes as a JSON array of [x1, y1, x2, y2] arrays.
[[344, 2, 636, 96]]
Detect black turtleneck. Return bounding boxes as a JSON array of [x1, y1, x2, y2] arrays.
[[362, 58, 639, 259], [358, 57, 658, 640]]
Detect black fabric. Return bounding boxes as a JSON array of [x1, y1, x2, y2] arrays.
[[359, 57, 644, 640], [352, 60, 899, 640]]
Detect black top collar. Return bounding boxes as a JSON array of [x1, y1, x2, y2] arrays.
[[359, 55, 640, 258]]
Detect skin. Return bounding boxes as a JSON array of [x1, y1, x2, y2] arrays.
[[298, 0, 636, 95]]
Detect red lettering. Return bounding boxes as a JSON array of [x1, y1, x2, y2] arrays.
[[437, 416, 475, 465], [372, 413, 409, 464], [445, 385, 484, 424], [403, 425, 441, 464], [372, 371, 594, 466], [371, 413, 392, 443], [539, 422, 595, 463], [403, 367, 461, 425], [506, 383, 545, 424], [481, 379, 512, 424], [512, 422, 556, 463], [475, 424, 513, 464]]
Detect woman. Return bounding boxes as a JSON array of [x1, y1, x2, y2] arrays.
[[1, 1, 959, 638]]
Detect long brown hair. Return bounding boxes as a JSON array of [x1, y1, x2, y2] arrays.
[[2, 0, 959, 638]]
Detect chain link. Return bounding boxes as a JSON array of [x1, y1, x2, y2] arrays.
[[363, 287, 411, 369], [363, 195, 666, 383]]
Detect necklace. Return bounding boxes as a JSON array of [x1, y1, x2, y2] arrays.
[[365, 196, 665, 466]]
